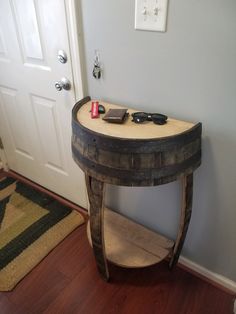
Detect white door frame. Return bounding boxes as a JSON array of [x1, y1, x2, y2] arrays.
[[65, 0, 85, 102], [1, 0, 85, 170]]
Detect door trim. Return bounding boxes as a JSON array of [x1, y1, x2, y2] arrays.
[[65, 0, 86, 101], [65, 0, 88, 208]]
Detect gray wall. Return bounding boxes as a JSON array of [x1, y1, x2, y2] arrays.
[[80, 0, 236, 281]]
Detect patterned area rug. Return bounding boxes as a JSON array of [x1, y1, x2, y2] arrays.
[[0, 177, 84, 291]]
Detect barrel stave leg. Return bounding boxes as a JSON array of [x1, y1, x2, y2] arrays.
[[169, 174, 193, 269], [85, 174, 109, 281]]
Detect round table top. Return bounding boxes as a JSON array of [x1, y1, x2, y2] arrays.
[[77, 100, 195, 140]]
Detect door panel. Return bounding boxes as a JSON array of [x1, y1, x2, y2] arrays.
[[12, 0, 44, 62], [31, 94, 67, 173], [0, 86, 42, 181], [0, 0, 88, 208], [0, 87, 32, 157]]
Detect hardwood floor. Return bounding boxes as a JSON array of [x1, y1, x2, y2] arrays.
[[0, 225, 234, 314]]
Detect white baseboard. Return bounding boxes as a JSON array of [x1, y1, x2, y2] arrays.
[[179, 256, 236, 294]]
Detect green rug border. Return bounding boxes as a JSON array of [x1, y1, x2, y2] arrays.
[[0, 179, 73, 270]]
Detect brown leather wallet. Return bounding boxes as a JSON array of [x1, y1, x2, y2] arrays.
[[102, 109, 129, 123]]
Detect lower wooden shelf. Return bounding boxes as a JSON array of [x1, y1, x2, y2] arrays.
[[87, 208, 174, 268]]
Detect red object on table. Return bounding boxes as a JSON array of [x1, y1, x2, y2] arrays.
[[91, 101, 99, 118]]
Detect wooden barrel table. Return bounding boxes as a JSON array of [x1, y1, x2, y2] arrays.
[[72, 96, 202, 281]]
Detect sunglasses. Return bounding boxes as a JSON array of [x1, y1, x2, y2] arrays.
[[131, 112, 168, 125]]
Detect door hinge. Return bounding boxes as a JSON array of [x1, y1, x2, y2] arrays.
[[0, 137, 4, 150]]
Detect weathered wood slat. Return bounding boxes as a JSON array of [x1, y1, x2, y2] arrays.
[[87, 208, 174, 268], [72, 135, 201, 170], [72, 145, 200, 186], [85, 175, 109, 281], [169, 174, 193, 269]]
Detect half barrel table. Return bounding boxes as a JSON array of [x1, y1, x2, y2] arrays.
[[72, 96, 202, 281]]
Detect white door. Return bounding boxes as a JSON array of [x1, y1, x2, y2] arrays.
[[0, 0, 88, 208]]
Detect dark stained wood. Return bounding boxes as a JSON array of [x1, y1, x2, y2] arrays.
[[85, 175, 109, 281], [169, 173, 193, 269], [0, 294, 19, 314], [72, 143, 201, 186], [0, 225, 234, 314]]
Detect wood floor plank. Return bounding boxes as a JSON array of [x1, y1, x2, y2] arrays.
[[0, 294, 19, 314], [0, 225, 234, 314], [6, 252, 71, 314], [9, 267, 69, 314]]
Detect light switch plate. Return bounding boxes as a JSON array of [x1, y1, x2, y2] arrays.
[[135, 0, 169, 32]]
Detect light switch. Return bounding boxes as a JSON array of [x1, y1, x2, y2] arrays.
[[135, 0, 169, 32]]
